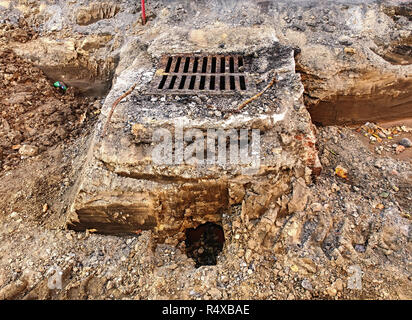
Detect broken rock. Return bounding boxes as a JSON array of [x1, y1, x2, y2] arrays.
[[288, 178, 310, 213], [399, 138, 412, 148], [18, 145, 38, 157]]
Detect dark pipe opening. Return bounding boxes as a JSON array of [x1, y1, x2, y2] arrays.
[[185, 222, 225, 268]]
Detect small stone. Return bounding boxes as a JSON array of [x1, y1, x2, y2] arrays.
[[327, 287, 337, 296], [380, 192, 389, 198], [338, 35, 352, 45], [310, 202, 322, 212], [301, 279, 313, 290], [18, 145, 39, 157], [106, 281, 114, 290], [354, 244, 366, 253], [169, 263, 178, 270], [331, 183, 340, 192], [344, 47, 356, 55], [290, 265, 299, 272], [248, 239, 257, 250], [42, 203, 48, 213], [209, 288, 222, 299], [377, 131, 386, 139], [399, 138, 412, 148], [334, 279, 344, 291], [335, 165, 348, 179], [376, 203, 385, 210], [10, 212, 18, 219], [395, 145, 405, 154], [288, 178, 310, 213]]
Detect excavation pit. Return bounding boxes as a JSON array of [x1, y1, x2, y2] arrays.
[[185, 222, 225, 268]]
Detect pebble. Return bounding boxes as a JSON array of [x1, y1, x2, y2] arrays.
[[310, 202, 322, 212], [327, 287, 337, 297], [10, 211, 18, 219], [18, 145, 39, 157], [380, 192, 389, 198], [377, 131, 386, 138], [354, 244, 366, 253], [399, 138, 411, 148], [395, 145, 405, 154], [344, 47, 356, 55], [301, 279, 313, 290], [333, 279, 344, 291]]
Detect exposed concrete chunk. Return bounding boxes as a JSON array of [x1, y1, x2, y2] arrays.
[[288, 177, 310, 213], [67, 35, 321, 241]]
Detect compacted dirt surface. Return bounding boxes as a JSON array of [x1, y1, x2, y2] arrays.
[[0, 117, 411, 300], [0, 1, 411, 300]]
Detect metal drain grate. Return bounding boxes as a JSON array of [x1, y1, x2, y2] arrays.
[[149, 54, 254, 94]]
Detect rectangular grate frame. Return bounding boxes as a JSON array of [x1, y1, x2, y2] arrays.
[[149, 54, 255, 95]]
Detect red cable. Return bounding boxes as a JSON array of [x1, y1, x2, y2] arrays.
[[141, 0, 146, 25]]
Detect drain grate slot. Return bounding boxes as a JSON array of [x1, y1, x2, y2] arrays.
[[150, 54, 254, 94], [239, 75, 246, 90]]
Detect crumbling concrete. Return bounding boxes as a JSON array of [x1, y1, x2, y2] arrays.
[[66, 33, 321, 242]]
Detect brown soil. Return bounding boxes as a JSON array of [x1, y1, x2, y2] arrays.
[[0, 23, 99, 172], [307, 77, 412, 126]]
